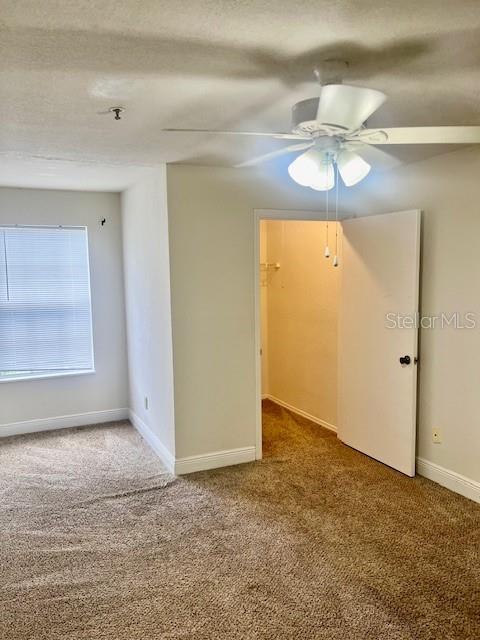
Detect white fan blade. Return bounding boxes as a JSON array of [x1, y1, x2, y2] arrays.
[[236, 142, 314, 168], [357, 126, 480, 145], [162, 128, 307, 140], [346, 142, 402, 171], [317, 85, 387, 131]]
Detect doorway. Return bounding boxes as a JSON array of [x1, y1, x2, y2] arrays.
[[254, 208, 421, 476], [260, 217, 339, 422], [254, 209, 337, 460]]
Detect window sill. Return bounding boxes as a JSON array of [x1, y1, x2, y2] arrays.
[[0, 369, 96, 384]]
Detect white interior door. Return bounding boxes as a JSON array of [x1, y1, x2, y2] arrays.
[[338, 210, 421, 476]]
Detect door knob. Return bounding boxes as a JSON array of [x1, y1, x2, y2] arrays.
[[399, 355, 411, 365]]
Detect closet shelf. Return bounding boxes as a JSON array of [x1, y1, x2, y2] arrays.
[[260, 262, 281, 271]]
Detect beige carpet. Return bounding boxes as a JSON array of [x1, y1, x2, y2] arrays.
[[1, 400, 479, 640]]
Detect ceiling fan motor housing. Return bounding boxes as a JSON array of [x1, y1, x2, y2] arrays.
[[292, 97, 350, 137], [292, 85, 387, 138], [293, 98, 332, 135]]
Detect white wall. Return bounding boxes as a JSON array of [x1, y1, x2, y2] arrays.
[[264, 220, 339, 428], [167, 165, 327, 459], [340, 146, 480, 485], [0, 187, 128, 429], [122, 167, 176, 458]]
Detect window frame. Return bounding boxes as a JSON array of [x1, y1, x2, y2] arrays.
[[0, 223, 96, 384]]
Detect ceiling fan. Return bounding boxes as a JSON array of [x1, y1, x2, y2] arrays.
[[164, 69, 480, 191]]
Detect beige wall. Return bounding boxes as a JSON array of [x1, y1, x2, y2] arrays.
[[0, 187, 128, 427], [263, 220, 339, 428], [122, 168, 176, 456], [166, 165, 327, 459], [167, 147, 480, 487], [340, 146, 480, 484]]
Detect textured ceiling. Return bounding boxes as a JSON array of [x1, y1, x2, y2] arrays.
[[0, 155, 153, 191], [0, 0, 479, 172]]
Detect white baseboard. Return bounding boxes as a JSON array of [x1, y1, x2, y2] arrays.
[[129, 410, 175, 474], [416, 457, 480, 504], [0, 408, 129, 438], [175, 446, 256, 475], [264, 394, 337, 433]]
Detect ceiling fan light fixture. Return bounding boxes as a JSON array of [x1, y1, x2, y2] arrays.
[[337, 149, 371, 186], [288, 148, 324, 187], [309, 161, 335, 191]]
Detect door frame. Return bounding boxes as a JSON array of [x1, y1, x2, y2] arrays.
[[253, 208, 340, 459]]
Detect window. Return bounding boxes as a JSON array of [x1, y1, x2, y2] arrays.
[[0, 226, 94, 382]]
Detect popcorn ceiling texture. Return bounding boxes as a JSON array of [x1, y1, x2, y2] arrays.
[[0, 0, 479, 167], [1, 401, 479, 639]]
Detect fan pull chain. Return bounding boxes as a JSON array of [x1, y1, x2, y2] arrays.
[[333, 161, 339, 267], [324, 153, 330, 258]]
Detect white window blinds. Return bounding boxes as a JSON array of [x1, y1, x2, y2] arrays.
[[0, 226, 94, 381]]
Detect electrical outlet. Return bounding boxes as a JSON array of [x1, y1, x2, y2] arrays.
[[144, 396, 149, 411], [432, 427, 442, 444]]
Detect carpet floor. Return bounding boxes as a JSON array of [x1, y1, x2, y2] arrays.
[[1, 399, 479, 640]]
